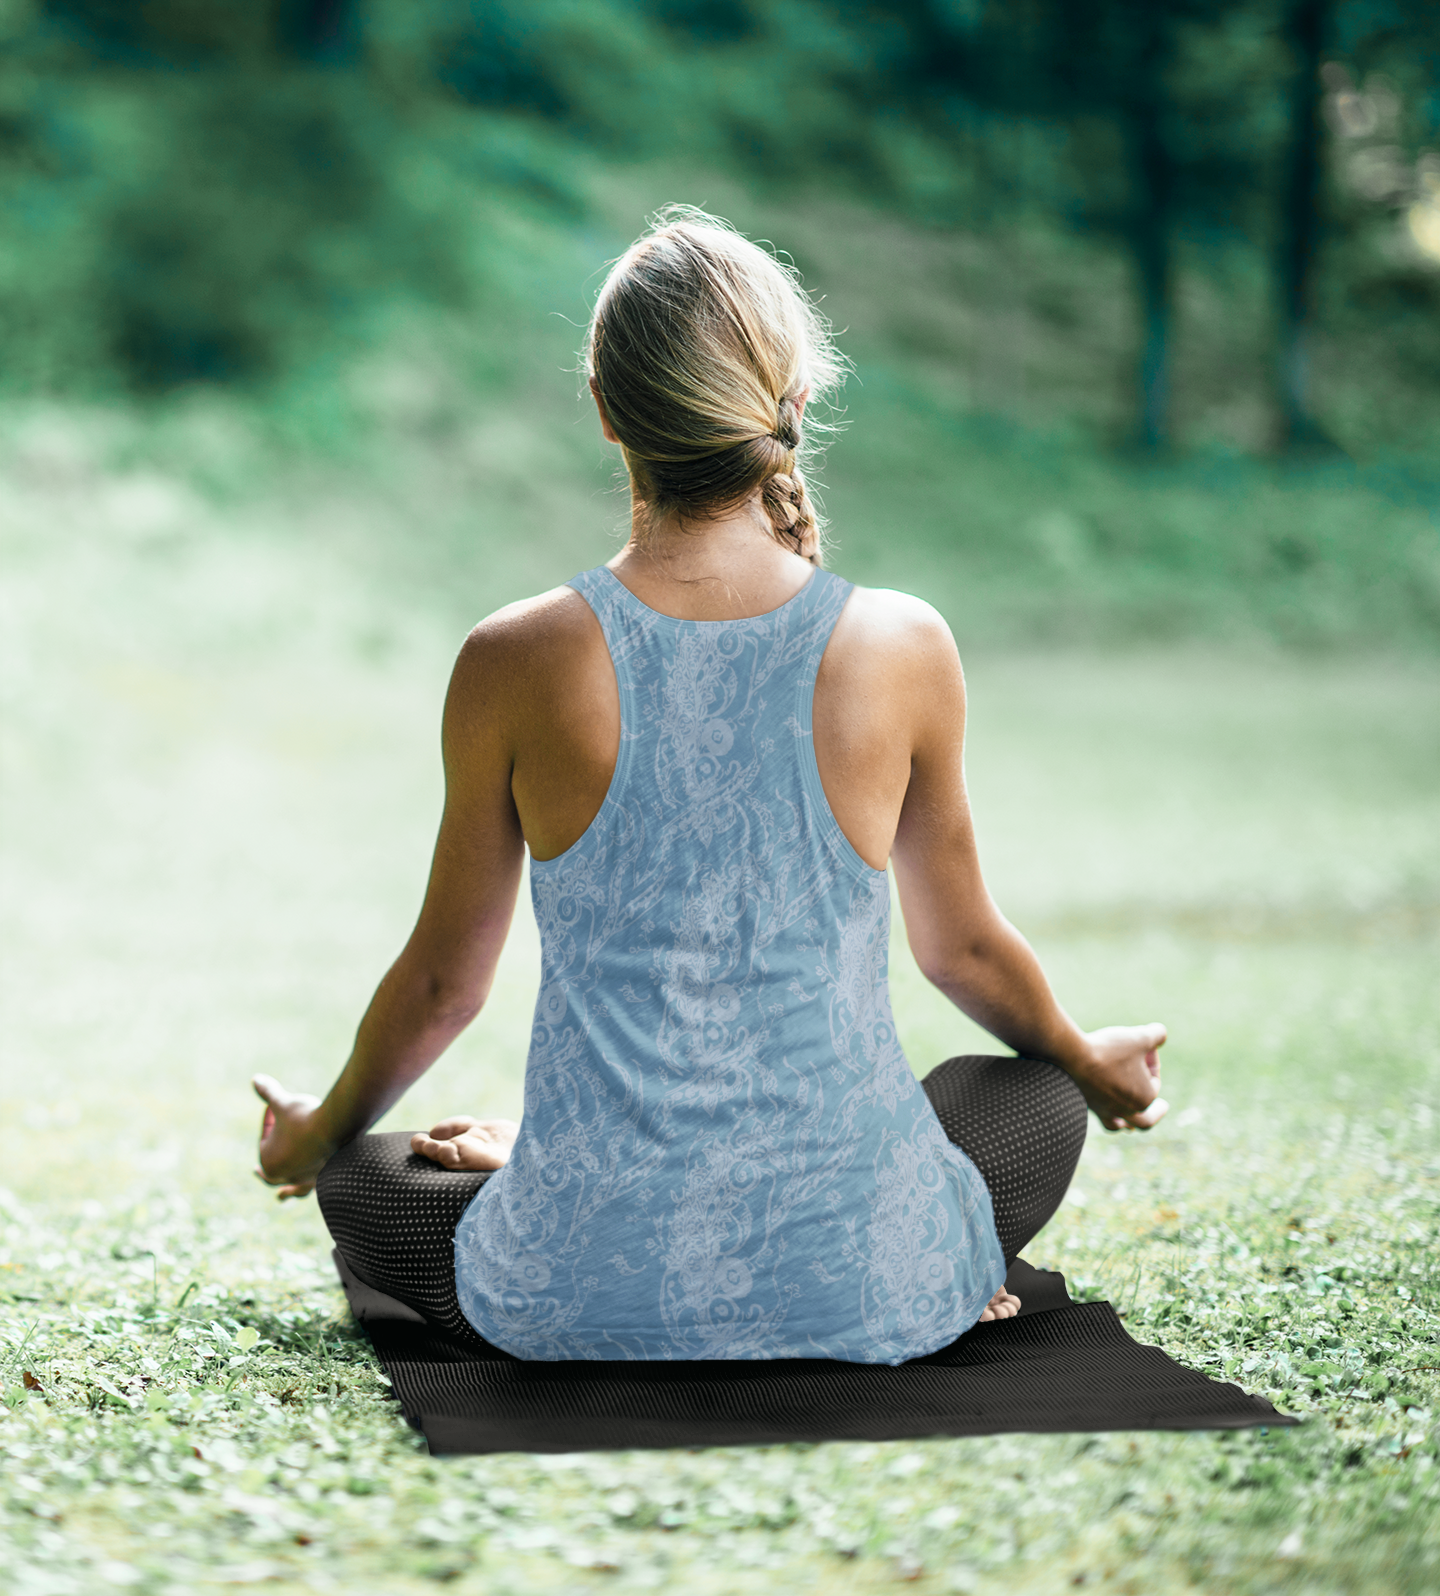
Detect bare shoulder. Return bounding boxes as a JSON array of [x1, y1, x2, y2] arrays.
[[838, 585, 956, 649], [453, 584, 597, 681], [827, 584, 963, 692], [461, 583, 594, 662], [446, 584, 603, 732]]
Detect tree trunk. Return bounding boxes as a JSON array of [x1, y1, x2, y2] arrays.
[[1120, 3, 1174, 451], [1277, 0, 1334, 451], [278, 0, 355, 62]]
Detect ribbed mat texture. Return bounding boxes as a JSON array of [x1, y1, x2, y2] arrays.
[[334, 1251, 1295, 1454]]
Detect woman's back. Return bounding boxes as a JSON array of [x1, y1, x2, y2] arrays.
[[453, 560, 1004, 1361]]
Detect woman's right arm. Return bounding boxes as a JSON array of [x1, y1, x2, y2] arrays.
[[254, 620, 529, 1196], [887, 611, 1167, 1130]]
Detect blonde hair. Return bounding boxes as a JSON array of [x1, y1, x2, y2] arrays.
[[586, 207, 844, 565]]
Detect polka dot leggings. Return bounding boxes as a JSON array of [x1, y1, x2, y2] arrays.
[[316, 1054, 1088, 1353]]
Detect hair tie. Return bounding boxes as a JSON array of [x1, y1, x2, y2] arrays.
[[769, 395, 801, 451]]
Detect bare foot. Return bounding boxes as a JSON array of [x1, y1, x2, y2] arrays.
[[978, 1286, 1022, 1322], [410, 1116, 519, 1171]]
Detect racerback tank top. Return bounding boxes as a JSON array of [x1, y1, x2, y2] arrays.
[[454, 565, 1005, 1362]]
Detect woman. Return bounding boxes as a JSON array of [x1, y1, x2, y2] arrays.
[[255, 209, 1167, 1364]]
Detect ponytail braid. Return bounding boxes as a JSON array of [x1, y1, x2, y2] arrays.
[[761, 466, 822, 565], [757, 391, 822, 564]]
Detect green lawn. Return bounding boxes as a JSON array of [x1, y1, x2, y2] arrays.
[[2, 422, 1438, 1594]]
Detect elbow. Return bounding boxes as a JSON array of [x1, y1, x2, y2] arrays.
[[421, 972, 484, 1031], [914, 951, 961, 994], [914, 935, 993, 996], [917, 962, 964, 999]]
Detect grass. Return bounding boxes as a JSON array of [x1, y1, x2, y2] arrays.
[[1, 417, 1438, 1594]]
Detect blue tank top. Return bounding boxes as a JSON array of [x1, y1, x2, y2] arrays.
[[454, 566, 1005, 1362]]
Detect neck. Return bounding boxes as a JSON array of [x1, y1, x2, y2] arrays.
[[607, 490, 816, 622]]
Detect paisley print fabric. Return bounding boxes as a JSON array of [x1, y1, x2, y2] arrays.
[[453, 566, 1006, 1362]]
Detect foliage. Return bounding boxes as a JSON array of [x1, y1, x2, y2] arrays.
[[3, 0, 1440, 460]]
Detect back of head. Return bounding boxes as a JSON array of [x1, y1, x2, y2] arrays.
[[587, 207, 844, 565]]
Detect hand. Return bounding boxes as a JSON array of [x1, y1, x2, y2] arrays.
[[253, 1074, 336, 1200], [411, 1116, 519, 1171], [1069, 1023, 1168, 1132]]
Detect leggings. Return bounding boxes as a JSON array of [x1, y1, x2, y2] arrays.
[[316, 1054, 1087, 1354]]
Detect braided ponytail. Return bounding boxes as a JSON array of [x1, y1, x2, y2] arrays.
[[760, 469, 821, 564], [586, 207, 844, 566], [756, 394, 821, 562]]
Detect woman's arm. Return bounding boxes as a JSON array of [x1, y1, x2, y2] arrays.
[[887, 611, 1167, 1130], [254, 625, 527, 1198]]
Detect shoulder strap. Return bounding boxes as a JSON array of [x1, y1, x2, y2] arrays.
[[565, 567, 664, 679], [790, 568, 854, 680]]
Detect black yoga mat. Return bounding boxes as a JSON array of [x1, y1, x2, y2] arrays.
[[334, 1251, 1296, 1455]]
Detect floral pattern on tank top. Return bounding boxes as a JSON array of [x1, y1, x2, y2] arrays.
[[453, 566, 1005, 1362]]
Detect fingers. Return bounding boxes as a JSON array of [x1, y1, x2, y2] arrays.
[[428, 1117, 481, 1139], [254, 1076, 292, 1143], [460, 1118, 520, 1138], [1088, 1023, 1167, 1066], [411, 1133, 461, 1166], [252, 1076, 322, 1116], [1098, 1095, 1171, 1133], [1144, 1026, 1166, 1081], [410, 1129, 512, 1171], [253, 1165, 315, 1197], [1126, 1095, 1170, 1130]]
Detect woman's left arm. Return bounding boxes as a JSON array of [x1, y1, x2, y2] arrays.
[[254, 624, 527, 1198]]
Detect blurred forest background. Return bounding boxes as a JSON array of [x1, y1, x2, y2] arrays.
[[3, 0, 1440, 645]]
